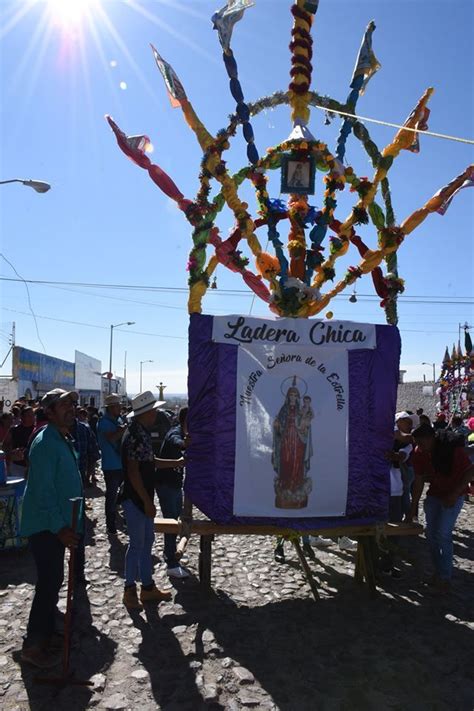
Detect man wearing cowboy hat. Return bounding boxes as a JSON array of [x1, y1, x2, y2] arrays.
[[97, 393, 127, 534], [121, 391, 185, 609], [20, 389, 83, 669]]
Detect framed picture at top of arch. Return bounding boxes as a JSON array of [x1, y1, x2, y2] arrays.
[[185, 313, 401, 530], [280, 154, 316, 195]]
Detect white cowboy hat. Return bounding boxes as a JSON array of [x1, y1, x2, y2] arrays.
[[129, 390, 165, 418], [104, 393, 121, 407]]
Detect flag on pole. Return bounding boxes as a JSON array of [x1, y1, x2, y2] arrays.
[[350, 21, 381, 95], [150, 45, 187, 108], [212, 0, 254, 52], [436, 166, 474, 215]]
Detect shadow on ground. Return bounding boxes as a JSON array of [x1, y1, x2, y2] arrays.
[[164, 567, 474, 711], [15, 588, 117, 711]]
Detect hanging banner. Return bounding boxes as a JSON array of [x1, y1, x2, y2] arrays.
[[234, 345, 348, 517], [186, 313, 401, 530], [212, 315, 376, 350]]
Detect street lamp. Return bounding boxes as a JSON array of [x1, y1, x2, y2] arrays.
[[109, 322, 135, 394], [0, 178, 51, 193], [422, 362, 436, 383], [139, 360, 153, 392]]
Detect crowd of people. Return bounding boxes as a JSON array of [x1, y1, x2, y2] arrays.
[[386, 408, 474, 590], [0, 394, 473, 669], [0, 389, 188, 669]]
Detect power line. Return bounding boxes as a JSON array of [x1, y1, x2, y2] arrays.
[[38, 283, 235, 315], [0, 256, 46, 353], [1, 276, 473, 304], [312, 103, 474, 145], [1, 306, 460, 336], [1, 307, 187, 340]]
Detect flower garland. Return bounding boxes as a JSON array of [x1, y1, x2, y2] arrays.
[[107, 3, 472, 323], [289, 1, 315, 125]]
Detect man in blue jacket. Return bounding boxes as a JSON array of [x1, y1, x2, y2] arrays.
[[20, 389, 83, 669], [97, 394, 127, 534]]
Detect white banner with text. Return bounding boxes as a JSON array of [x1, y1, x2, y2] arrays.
[[212, 315, 376, 351]]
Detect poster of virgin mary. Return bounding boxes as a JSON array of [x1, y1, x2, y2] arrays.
[[272, 376, 314, 509]]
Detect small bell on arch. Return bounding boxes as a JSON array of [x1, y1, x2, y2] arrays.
[[349, 286, 357, 303], [324, 111, 331, 126], [211, 276, 218, 290]]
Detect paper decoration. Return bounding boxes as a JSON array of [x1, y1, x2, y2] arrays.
[[150, 44, 187, 108], [435, 165, 474, 215], [350, 20, 381, 95], [212, 0, 254, 52], [107, 0, 472, 328]]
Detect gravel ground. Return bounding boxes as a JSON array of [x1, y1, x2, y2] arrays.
[[1, 484, 473, 711]]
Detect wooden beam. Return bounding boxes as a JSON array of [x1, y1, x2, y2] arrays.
[[176, 496, 193, 561], [198, 535, 213, 591], [292, 539, 320, 601], [154, 518, 423, 538]]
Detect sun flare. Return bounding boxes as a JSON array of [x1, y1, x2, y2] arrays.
[[46, 0, 99, 28]]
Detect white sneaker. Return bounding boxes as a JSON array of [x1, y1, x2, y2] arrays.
[[338, 536, 357, 551], [310, 536, 333, 547], [167, 566, 190, 579]]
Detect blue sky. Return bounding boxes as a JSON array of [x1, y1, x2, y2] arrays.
[[1, 0, 473, 394]]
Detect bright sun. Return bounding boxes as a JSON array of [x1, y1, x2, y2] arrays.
[[46, 0, 99, 28]]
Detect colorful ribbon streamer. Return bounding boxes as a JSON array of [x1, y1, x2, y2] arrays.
[[107, 5, 471, 322]]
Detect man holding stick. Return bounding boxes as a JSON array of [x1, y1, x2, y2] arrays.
[[20, 389, 83, 669]]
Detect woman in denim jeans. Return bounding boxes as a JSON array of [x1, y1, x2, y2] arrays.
[[408, 424, 473, 594]]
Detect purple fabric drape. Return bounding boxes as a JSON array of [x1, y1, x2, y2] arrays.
[[186, 314, 401, 529]]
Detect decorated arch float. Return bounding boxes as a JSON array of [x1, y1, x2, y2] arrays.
[[107, 0, 473, 533], [437, 328, 474, 418]]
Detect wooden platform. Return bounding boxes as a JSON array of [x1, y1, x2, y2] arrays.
[[154, 517, 423, 600]]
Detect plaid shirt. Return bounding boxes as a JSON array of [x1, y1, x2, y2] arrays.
[[71, 419, 100, 476]]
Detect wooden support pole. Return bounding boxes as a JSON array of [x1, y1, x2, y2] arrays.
[[176, 496, 193, 561], [292, 539, 320, 601], [354, 541, 364, 585], [199, 534, 214, 592], [360, 537, 377, 597]]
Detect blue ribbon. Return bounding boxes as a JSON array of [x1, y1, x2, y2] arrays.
[[335, 73, 364, 163], [223, 50, 259, 164], [267, 215, 288, 280]]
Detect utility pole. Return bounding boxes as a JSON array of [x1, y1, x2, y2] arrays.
[[0, 322, 16, 369], [124, 350, 127, 395]]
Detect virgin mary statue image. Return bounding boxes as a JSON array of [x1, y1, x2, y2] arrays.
[[272, 376, 314, 509]]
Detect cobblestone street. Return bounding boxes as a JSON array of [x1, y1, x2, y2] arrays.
[[1, 486, 473, 711]]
